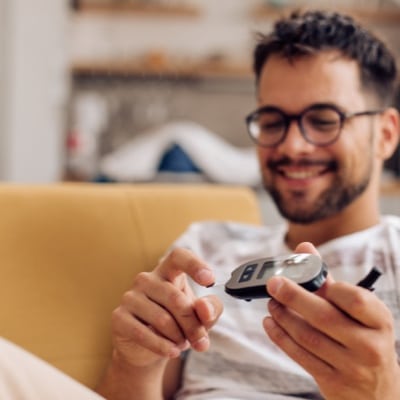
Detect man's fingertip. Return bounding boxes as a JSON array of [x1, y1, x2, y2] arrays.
[[266, 276, 284, 297], [196, 269, 214, 285]]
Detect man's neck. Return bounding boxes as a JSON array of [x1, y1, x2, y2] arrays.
[[284, 196, 381, 250]]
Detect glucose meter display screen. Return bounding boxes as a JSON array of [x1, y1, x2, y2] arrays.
[[237, 255, 316, 284]]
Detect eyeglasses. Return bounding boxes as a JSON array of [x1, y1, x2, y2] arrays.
[[245, 104, 383, 147]]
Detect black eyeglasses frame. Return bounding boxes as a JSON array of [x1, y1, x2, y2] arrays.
[[245, 103, 384, 147]]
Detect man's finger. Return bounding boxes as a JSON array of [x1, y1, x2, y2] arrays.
[[112, 305, 184, 359], [194, 295, 224, 330], [293, 241, 335, 291], [324, 281, 394, 329], [263, 316, 335, 379], [121, 288, 186, 346], [266, 276, 364, 347], [158, 248, 215, 287], [294, 242, 320, 256]]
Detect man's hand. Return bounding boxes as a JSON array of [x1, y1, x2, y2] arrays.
[[96, 247, 223, 400], [111, 247, 223, 368], [263, 242, 400, 400]]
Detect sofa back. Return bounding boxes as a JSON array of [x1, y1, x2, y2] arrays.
[[0, 183, 261, 388]]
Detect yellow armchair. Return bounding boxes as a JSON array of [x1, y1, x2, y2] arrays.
[[0, 183, 261, 390]]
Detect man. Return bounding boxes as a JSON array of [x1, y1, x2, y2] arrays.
[[96, 9, 400, 400], [1, 8, 398, 400]]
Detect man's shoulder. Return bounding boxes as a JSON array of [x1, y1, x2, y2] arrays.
[[381, 215, 400, 231]]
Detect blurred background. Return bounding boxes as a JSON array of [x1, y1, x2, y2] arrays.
[[1, 0, 400, 221]]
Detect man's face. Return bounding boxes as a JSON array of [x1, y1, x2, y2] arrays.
[[256, 52, 379, 224]]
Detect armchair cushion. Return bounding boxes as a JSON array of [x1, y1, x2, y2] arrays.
[[0, 183, 261, 388]]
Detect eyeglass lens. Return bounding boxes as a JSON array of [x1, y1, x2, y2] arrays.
[[248, 107, 342, 146]]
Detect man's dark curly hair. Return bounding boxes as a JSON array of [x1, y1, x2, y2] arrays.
[[253, 10, 397, 106]]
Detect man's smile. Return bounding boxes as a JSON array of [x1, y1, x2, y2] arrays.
[[268, 159, 337, 182]]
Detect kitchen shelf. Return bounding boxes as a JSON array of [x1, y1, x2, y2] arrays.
[[74, 1, 201, 17], [71, 59, 252, 80]]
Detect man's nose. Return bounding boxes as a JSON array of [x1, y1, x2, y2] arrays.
[[278, 120, 316, 154]]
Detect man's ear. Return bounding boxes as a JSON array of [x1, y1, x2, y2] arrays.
[[377, 107, 400, 161]]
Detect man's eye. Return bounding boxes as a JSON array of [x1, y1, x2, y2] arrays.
[[261, 121, 284, 134], [309, 118, 338, 131]]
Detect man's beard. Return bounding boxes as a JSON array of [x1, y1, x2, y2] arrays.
[[264, 158, 372, 224]]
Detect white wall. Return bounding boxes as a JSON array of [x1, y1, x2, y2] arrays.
[[0, 0, 69, 182], [0, 0, 11, 177], [71, 0, 267, 65]]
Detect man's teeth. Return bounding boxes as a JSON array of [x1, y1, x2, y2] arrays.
[[283, 170, 321, 179]]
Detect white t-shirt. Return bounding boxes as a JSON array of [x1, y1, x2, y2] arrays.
[[173, 216, 400, 400]]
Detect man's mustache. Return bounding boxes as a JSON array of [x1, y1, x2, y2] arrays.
[[267, 157, 337, 170]]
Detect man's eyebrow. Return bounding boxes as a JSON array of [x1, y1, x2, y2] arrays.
[[254, 101, 346, 112]]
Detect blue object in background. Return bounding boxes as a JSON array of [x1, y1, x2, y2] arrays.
[[157, 143, 201, 173]]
